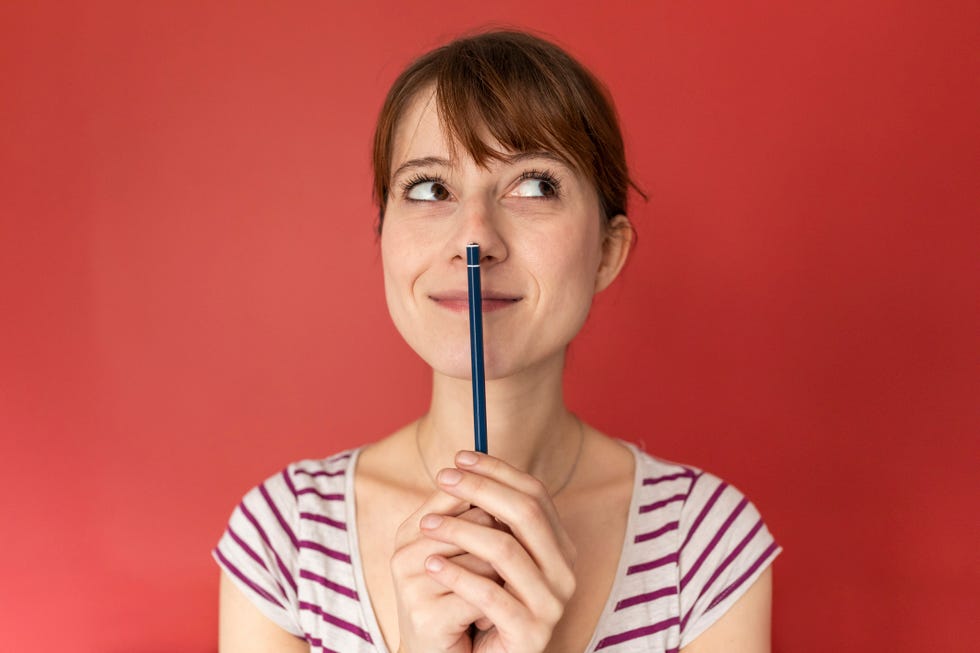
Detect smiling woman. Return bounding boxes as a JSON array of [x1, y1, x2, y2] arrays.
[[213, 30, 779, 653]]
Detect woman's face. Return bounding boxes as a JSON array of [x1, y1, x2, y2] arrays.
[[380, 90, 630, 381]]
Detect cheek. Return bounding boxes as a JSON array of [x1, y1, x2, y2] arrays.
[[528, 234, 603, 345], [380, 229, 418, 324], [545, 228, 603, 296], [381, 221, 427, 282]]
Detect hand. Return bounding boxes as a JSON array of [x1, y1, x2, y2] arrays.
[[392, 489, 504, 653], [419, 451, 578, 653]]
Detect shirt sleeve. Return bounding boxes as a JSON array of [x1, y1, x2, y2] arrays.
[[212, 467, 304, 637], [676, 471, 781, 647]]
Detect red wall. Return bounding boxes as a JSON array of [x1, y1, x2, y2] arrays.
[[1, 2, 976, 651]]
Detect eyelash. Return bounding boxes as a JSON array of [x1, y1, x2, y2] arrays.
[[398, 168, 563, 199], [400, 172, 445, 197], [517, 168, 563, 196]]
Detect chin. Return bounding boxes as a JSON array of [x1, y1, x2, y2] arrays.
[[411, 342, 506, 381], [419, 342, 566, 383], [424, 349, 474, 380]]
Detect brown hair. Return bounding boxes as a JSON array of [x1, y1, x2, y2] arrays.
[[372, 29, 642, 232]]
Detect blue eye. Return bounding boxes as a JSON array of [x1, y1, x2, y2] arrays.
[[406, 180, 450, 201]]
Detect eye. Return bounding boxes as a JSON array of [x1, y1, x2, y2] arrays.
[[511, 170, 561, 198], [405, 180, 451, 202]]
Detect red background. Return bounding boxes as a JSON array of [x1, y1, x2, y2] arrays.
[[1, 2, 977, 651]]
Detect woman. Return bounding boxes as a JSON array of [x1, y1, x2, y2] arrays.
[[214, 30, 779, 652]]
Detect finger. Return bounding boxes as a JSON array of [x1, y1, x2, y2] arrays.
[[457, 506, 496, 529], [392, 492, 477, 587], [395, 489, 471, 547], [453, 508, 504, 580], [399, 589, 487, 651], [455, 450, 550, 499], [418, 507, 500, 565], [454, 451, 575, 559], [421, 513, 564, 608], [395, 507, 503, 583], [450, 552, 502, 585], [425, 554, 557, 648], [434, 464, 576, 590], [422, 510, 502, 583]]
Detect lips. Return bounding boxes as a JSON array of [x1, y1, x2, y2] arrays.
[[428, 290, 522, 313]]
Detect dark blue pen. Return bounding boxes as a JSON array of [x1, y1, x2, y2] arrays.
[[467, 243, 488, 454]]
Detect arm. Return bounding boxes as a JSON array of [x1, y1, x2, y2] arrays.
[[679, 567, 773, 653], [218, 571, 309, 653]]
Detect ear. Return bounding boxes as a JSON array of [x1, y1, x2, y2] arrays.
[[594, 214, 634, 293]]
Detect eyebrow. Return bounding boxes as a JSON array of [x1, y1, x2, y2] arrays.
[[504, 150, 571, 167], [391, 156, 452, 182], [390, 150, 572, 182]]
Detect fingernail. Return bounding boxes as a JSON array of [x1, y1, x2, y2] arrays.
[[425, 556, 444, 572], [420, 514, 443, 529], [456, 451, 479, 466], [437, 468, 463, 485]]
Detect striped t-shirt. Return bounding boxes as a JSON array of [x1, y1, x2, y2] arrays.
[[213, 442, 780, 652]]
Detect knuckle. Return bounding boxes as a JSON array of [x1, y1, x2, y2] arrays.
[[401, 583, 424, 605], [560, 572, 577, 602], [469, 471, 490, 494], [389, 547, 414, 576], [491, 533, 519, 561], [515, 495, 543, 525], [526, 475, 548, 500], [541, 593, 565, 624], [482, 455, 502, 474], [477, 579, 499, 607], [449, 562, 466, 583], [528, 622, 552, 649], [394, 523, 409, 544], [407, 609, 431, 633], [394, 515, 418, 544], [432, 515, 453, 536]]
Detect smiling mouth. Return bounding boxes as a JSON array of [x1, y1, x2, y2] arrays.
[[429, 293, 523, 313]]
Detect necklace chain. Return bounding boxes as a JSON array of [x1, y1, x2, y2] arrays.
[[414, 416, 585, 498]]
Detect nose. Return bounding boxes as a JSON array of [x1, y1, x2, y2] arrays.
[[447, 195, 508, 268]]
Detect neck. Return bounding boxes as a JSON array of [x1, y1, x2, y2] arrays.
[[418, 351, 581, 488]]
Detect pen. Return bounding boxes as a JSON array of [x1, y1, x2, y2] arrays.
[[467, 243, 488, 454]]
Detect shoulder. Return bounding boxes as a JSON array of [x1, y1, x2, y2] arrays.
[[285, 449, 359, 499], [238, 449, 359, 525], [628, 445, 771, 537], [630, 445, 701, 489], [233, 447, 361, 555], [212, 448, 362, 637], [629, 446, 781, 647]]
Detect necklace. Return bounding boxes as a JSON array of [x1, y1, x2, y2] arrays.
[[414, 416, 586, 498]]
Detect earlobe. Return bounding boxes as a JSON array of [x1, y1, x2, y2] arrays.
[[594, 214, 633, 293]]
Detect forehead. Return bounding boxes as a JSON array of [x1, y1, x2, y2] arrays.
[[389, 88, 577, 176], [391, 89, 450, 166]]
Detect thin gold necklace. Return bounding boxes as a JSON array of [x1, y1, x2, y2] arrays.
[[414, 415, 585, 498]]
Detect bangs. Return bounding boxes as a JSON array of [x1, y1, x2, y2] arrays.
[[432, 37, 594, 176]]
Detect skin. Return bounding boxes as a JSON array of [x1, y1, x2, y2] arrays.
[[218, 88, 774, 652]]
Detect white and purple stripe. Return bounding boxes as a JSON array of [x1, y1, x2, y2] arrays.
[[214, 444, 780, 652]]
